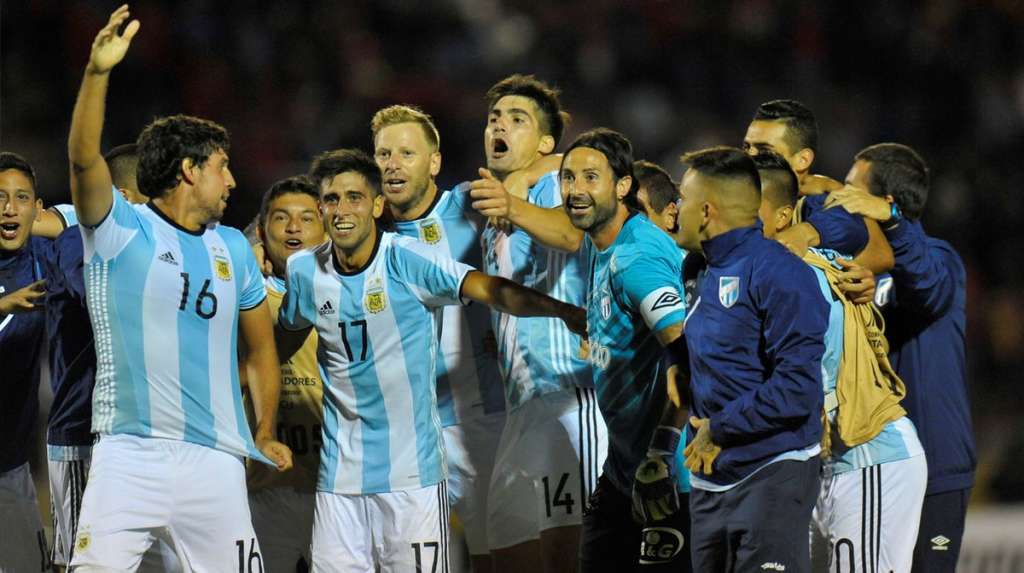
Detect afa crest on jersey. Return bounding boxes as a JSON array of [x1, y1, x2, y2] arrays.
[[365, 288, 387, 314], [419, 219, 442, 245], [214, 255, 232, 281], [719, 276, 740, 308]]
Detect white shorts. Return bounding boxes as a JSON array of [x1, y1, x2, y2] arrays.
[[249, 487, 315, 572], [48, 453, 91, 567], [487, 387, 607, 550], [70, 434, 261, 573], [311, 483, 450, 573], [0, 463, 49, 573], [443, 411, 505, 555], [810, 454, 928, 573]]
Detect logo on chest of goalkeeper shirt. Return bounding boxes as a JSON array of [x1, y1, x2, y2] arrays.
[[719, 276, 740, 308]]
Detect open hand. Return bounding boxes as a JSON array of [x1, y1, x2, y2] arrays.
[[87, 4, 140, 75], [824, 185, 891, 222]]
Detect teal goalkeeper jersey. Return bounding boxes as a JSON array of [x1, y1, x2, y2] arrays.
[[584, 214, 689, 494], [392, 187, 504, 426], [481, 171, 591, 409], [279, 232, 473, 494], [81, 188, 269, 463]]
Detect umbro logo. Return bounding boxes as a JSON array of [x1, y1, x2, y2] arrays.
[[931, 535, 951, 551], [157, 251, 179, 266], [318, 300, 335, 316], [651, 291, 682, 311]]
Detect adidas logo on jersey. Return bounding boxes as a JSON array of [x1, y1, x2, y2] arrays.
[[318, 300, 335, 316], [158, 251, 179, 266], [930, 535, 951, 550]]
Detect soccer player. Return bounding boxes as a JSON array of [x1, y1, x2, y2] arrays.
[[468, 75, 606, 572], [742, 99, 894, 273], [0, 151, 51, 573], [67, 7, 292, 570], [280, 148, 585, 572], [633, 160, 680, 234], [826, 143, 975, 573], [43, 143, 172, 572], [757, 151, 927, 573], [558, 129, 691, 573], [676, 146, 827, 573], [246, 176, 326, 573], [370, 104, 506, 571]]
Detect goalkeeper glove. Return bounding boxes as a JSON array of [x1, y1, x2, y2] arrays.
[[631, 425, 681, 523]]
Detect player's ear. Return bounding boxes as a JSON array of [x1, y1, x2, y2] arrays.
[[662, 201, 678, 231], [180, 158, 197, 185], [429, 151, 441, 178], [538, 134, 555, 155], [371, 193, 385, 218], [792, 148, 814, 174], [615, 175, 633, 201], [33, 198, 43, 221], [775, 206, 793, 233]]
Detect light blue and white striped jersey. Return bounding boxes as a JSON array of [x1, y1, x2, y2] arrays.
[[52, 203, 79, 228], [583, 214, 689, 495], [279, 232, 473, 495], [392, 187, 504, 426], [808, 248, 924, 475], [480, 170, 591, 409], [81, 188, 269, 462]]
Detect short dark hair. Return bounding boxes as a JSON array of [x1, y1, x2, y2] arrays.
[[680, 146, 762, 194], [308, 149, 382, 197], [104, 143, 142, 196], [634, 160, 678, 214], [855, 143, 930, 220], [563, 128, 641, 211], [136, 115, 230, 198], [751, 151, 799, 208], [752, 99, 819, 153], [487, 74, 570, 146], [0, 152, 37, 190], [259, 175, 319, 226]]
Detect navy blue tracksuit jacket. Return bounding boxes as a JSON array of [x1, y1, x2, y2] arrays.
[[684, 224, 829, 486], [881, 219, 975, 495]]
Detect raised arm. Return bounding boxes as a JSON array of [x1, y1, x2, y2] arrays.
[[68, 5, 139, 227], [459, 270, 586, 335]]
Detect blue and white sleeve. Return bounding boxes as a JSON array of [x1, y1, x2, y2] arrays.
[[80, 187, 142, 262], [238, 246, 268, 311], [278, 255, 315, 331], [393, 239, 474, 308], [51, 204, 79, 229]]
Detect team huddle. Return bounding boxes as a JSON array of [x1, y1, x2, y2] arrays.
[[0, 6, 974, 573]]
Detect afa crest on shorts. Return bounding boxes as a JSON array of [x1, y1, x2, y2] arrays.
[[214, 255, 232, 281], [419, 219, 442, 245], [719, 276, 740, 308]]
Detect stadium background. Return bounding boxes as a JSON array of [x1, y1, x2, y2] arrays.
[[3, 0, 1023, 567]]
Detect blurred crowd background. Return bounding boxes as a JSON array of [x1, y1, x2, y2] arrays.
[[3, 1, 1023, 505]]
